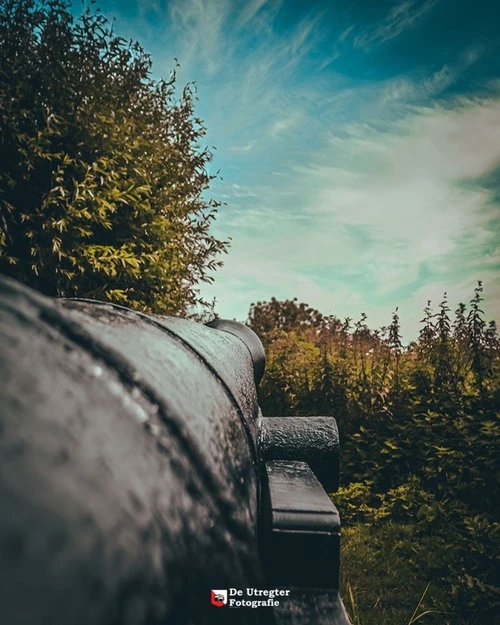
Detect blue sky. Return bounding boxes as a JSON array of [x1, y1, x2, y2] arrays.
[[87, 0, 499, 338]]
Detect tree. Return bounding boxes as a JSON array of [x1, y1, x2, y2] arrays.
[[247, 297, 330, 342], [0, 0, 228, 315]]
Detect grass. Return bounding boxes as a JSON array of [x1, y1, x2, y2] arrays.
[[341, 523, 489, 625]]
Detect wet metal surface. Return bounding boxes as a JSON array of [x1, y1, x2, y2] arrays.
[[265, 461, 341, 590], [151, 313, 261, 454], [0, 275, 265, 625], [266, 461, 340, 533], [58, 298, 260, 526], [205, 318, 266, 385], [0, 273, 349, 625], [261, 417, 340, 492]]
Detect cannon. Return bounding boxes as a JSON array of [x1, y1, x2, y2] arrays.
[[0, 273, 350, 625]]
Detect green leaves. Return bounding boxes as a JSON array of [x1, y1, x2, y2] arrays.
[[0, 0, 228, 314], [251, 288, 499, 616]]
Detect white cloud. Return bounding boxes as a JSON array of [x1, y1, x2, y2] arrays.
[[267, 110, 304, 137], [353, 0, 438, 50], [123, 0, 500, 339], [238, 0, 273, 27], [203, 96, 500, 339], [166, 0, 232, 75], [303, 99, 500, 280], [230, 141, 258, 152], [379, 45, 489, 105]]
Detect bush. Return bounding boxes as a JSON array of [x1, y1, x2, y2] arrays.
[[253, 288, 499, 617], [0, 0, 228, 314]]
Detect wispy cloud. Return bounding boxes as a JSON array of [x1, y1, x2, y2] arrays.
[[267, 110, 304, 137], [206, 95, 500, 335], [167, 0, 232, 75], [379, 44, 490, 105], [353, 0, 438, 50], [160, 0, 326, 154], [96, 0, 500, 338], [230, 141, 258, 153], [238, 0, 273, 27]]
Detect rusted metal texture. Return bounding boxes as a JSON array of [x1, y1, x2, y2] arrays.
[[0, 274, 268, 625]]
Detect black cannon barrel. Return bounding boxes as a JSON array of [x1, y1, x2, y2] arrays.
[[0, 274, 268, 625], [206, 318, 266, 385], [0, 274, 351, 625]]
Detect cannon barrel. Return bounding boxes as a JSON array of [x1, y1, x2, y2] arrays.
[[0, 274, 349, 625]]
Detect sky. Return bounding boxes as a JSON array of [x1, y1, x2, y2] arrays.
[[85, 0, 499, 339]]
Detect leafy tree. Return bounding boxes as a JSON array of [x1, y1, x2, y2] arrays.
[[0, 0, 228, 314], [247, 297, 328, 341]]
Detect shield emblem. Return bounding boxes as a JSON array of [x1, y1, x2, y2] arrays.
[[211, 589, 228, 607]]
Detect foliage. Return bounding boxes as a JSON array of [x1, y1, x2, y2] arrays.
[[248, 297, 342, 344], [342, 523, 483, 625], [249, 285, 499, 620], [0, 0, 228, 314]]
